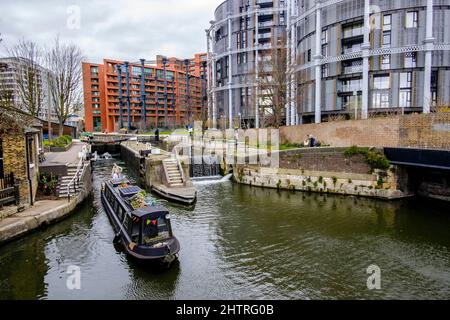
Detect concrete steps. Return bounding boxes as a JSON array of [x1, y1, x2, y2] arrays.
[[162, 158, 184, 187], [56, 165, 84, 198]]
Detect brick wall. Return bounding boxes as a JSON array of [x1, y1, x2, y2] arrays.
[[399, 113, 450, 149], [277, 114, 450, 149], [279, 117, 400, 148], [2, 134, 30, 203]]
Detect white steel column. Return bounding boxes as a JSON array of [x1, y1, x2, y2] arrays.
[[361, 0, 371, 119], [228, 15, 233, 129], [255, 7, 260, 129], [206, 29, 212, 127], [290, 1, 297, 125], [314, 6, 322, 124], [285, 0, 292, 126], [423, 0, 434, 114], [210, 22, 217, 129]]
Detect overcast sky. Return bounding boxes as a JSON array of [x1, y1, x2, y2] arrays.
[[0, 0, 223, 63]]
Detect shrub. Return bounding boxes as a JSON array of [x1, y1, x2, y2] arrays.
[[38, 173, 58, 195], [344, 146, 390, 171]]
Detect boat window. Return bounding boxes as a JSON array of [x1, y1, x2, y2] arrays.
[[117, 205, 124, 221], [142, 216, 170, 245], [113, 199, 119, 213], [131, 220, 141, 244]]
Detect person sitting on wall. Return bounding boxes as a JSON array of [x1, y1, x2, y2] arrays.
[[309, 134, 321, 148], [304, 135, 310, 147]]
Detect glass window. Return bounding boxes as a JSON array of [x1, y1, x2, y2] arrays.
[[142, 216, 170, 244], [381, 55, 391, 70], [404, 52, 417, 68], [399, 89, 412, 108], [373, 75, 390, 90], [372, 92, 390, 109], [400, 72, 413, 88], [382, 31, 391, 48], [383, 15, 392, 31], [406, 11, 418, 28]]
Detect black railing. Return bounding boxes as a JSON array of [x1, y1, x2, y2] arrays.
[[0, 172, 20, 206]]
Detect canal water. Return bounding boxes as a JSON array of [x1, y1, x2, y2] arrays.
[[1, 160, 449, 300]]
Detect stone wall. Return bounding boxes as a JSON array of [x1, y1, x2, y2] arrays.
[[233, 166, 408, 200]]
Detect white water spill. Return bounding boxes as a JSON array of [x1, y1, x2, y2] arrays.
[[191, 174, 233, 185]]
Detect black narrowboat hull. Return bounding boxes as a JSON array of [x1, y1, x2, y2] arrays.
[[101, 187, 180, 266]]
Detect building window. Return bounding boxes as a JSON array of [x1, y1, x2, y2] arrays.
[[399, 72, 413, 108], [404, 52, 417, 68], [372, 75, 390, 109], [383, 15, 392, 31], [322, 64, 329, 78], [431, 70, 438, 106], [381, 55, 391, 70], [406, 11, 418, 28], [321, 29, 329, 57], [374, 75, 390, 90]]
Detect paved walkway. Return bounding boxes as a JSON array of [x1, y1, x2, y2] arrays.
[[42, 142, 86, 166], [0, 200, 67, 244]]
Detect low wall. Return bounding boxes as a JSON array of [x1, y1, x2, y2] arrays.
[[280, 117, 400, 148], [0, 162, 93, 246], [278, 113, 450, 149], [233, 166, 408, 200]]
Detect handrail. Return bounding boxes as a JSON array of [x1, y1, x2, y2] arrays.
[[66, 157, 84, 203], [172, 146, 186, 185]]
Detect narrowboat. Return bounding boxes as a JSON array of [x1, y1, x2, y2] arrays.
[[101, 177, 180, 266]]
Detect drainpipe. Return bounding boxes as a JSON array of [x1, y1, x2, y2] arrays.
[[163, 57, 168, 128], [140, 59, 146, 131], [125, 61, 131, 130], [184, 59, 190, 125], [25, 135, 33, 206], [155, 75, 159, 128], [118, 65, 123, 130]]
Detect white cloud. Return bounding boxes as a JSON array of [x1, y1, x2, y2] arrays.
[[0, 0, 223, 63]]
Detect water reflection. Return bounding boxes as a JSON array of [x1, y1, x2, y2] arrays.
[[0, 160, 449, 300]]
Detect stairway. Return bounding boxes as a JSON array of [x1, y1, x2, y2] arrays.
[[56, 164, 84, 198], [162, 158, 184, 188]]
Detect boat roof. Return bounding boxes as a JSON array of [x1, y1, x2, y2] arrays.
[[132, 206, 169, 218]]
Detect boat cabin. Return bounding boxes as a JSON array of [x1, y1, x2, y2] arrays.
[[103, 179, 173, 247]]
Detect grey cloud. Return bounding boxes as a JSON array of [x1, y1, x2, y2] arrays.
[[0, 0, 223, 63]]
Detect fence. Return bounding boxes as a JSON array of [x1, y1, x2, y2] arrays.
[[0, 172, 20, 206]]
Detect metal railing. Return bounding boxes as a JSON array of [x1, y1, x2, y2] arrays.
[[66, 158, 85, 203], [172, 146, 186, 185]]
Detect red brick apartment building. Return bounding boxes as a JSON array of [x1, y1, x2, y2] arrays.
[[83, 54, 207, 133]]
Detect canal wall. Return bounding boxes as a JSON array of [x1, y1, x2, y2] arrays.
[[232, 148, 409, 200], [0, 162, 93, 246]]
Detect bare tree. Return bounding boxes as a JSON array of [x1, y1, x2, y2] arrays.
[[46, 37, 84, 136], [7, 39, 45, 117], [256, 36, 287, 128]]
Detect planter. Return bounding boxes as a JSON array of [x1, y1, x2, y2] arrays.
[[49, 142, 73, 152]]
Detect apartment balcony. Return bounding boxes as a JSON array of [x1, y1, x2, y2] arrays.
[[342, 65, 363, 74]]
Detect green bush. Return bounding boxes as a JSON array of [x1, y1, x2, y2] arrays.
[[44, 135, 73, 148], [38, 173, 58, 195], [344, 146, 390, 171]]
